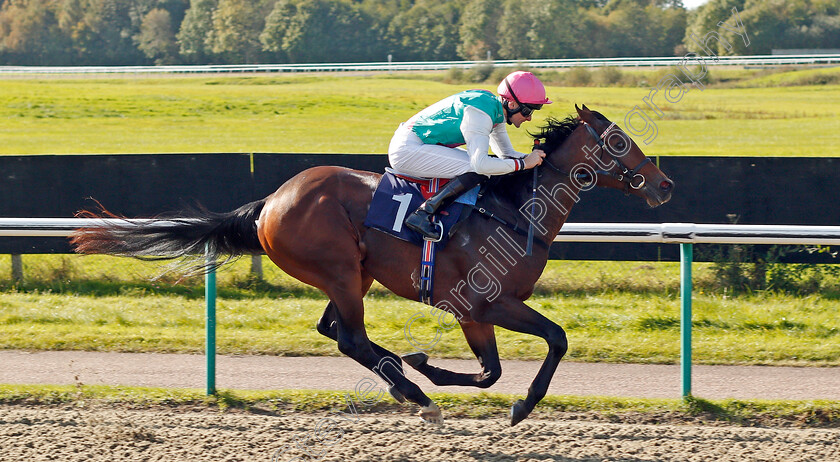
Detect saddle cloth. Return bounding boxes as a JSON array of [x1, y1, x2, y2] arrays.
[[363, 169, 479, 248]]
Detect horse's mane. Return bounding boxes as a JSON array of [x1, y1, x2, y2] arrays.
[[529, 115, 580, 155], [486, 114, 583, 201], [473, 109, 611, 238], [482, 109, 612, 215]]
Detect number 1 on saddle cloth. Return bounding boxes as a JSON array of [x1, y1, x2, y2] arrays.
[[363, 169, 479, 249]]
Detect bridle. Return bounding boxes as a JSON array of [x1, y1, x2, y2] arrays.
[[538, 119, 651, 193], [523, 117, 652, 253]]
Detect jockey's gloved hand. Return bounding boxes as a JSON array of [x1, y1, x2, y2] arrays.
[[523, 149, 546, 169]]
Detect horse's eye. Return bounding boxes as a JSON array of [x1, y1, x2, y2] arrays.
[[615, 141, 626, 151]]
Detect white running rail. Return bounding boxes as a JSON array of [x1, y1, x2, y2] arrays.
[[2, 54, 839, 75]]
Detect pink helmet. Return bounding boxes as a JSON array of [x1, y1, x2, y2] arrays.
[[498, 71, 552, 105]]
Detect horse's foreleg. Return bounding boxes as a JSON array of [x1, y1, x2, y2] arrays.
[[473, 297, 568, 426], [402, 321, 501, 388]]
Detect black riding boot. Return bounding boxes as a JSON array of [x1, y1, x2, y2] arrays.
[[405, 172, 484, 241]]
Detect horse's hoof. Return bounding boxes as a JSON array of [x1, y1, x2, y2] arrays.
[[510, 399, 531, 426], [419, 402, 444, 425], [402, 352, 429, 369], [388, 386, 406, 404]]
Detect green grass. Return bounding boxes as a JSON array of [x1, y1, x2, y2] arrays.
[[1, 384, 837, 426], [1, 69, 839, 366], [733, 66, 840, 88], [1, 255, 838, 365], [1, 70, 838, 157]]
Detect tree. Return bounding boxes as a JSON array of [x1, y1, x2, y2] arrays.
[[457, 0, 502, 60], [260, 0, 295, 61], [137, 7, 178, 64], [89, 0, 147, 64], [577, 0, 686, 58], [264, 0, 382, 63], [211, 0, 262, 62], [0, 0, 71, 64], [498, 0, 582, 59], [57, 0, 97, 59], [683, 0, 747, 55], [526, 0, 581, 58], [684, 0, 840, 55], [176, 0, 218, 63], [497, 0, 528, 59], [388, 0, 462, 61]]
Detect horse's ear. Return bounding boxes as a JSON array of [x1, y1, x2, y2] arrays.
[[575, 104, 587, 119], [582, 104, 590, 111]]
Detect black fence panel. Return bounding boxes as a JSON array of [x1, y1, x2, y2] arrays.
[[0, 154, 252, 253], [1, 154, 838, 262], [252, 153, 389, 197], [656, 157, 840, 225]]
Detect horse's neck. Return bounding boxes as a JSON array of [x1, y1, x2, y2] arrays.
[[533, 143, 585, 243]]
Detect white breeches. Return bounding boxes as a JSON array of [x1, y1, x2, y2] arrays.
[[388, 123, 471, 179]]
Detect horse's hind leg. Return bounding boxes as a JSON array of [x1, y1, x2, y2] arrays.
[[260, 188, 440, 422], [317, 304, 404, 369], [316, 286, 408, 403], [403, 321, 502, 388], [324, 275, 442, 422]]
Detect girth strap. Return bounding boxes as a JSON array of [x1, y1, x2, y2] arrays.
[[462, 204, 550, 251], [418, 178, 441, 304]]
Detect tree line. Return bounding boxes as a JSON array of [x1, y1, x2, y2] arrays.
[[0, 0, 838, 66]]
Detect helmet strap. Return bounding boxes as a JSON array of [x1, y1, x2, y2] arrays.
[[503, 78, 526, 125], [503, 100, 522, 125]]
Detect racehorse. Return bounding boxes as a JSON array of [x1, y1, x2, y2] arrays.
[[71, 105, 674, 426]]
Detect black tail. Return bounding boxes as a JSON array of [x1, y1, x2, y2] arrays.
[[70, 199, 266, 274]]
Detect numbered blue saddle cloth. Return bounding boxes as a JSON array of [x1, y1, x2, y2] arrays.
[[364, 170, 479, 249]]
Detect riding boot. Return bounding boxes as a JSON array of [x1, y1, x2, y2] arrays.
[[405, 172, 485, 241]]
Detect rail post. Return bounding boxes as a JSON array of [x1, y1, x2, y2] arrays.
[[680, 243, 693, 397], [11, 254, 23, 283], [205, 243, 217, 395]]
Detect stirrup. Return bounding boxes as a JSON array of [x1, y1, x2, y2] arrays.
[[424, 220, 444, 243]]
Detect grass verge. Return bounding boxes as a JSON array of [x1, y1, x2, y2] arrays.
[[1, 384, 836, 428], [1, 255, 839, 365], [1, 71, 838, 157]]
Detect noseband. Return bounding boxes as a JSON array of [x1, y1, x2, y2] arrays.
[[538, 120, 651, 193]]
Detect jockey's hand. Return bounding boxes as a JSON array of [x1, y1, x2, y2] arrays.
[[523, 149, 546, 169]]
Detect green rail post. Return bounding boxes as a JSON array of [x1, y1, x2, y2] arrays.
[[680, 243, 693, 397], [205, 244, 217, 396]]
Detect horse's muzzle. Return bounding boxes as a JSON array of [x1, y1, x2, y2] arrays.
[[644, 178, 675, 207]]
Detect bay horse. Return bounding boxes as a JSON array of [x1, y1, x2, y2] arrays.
[[71, 105, 674, 426]]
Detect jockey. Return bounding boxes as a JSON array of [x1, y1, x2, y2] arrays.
[[388, 70, 552, 241]]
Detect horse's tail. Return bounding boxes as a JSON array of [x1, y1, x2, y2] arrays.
[[70, 199, 266, 274]]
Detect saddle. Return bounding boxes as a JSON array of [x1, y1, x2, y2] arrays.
[[363, 169, 479, 249], [364, 170, 535, 305]]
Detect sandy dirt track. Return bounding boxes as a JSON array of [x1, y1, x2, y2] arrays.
[[3, 350, 839, 400], [1, 403, 838, 462]]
